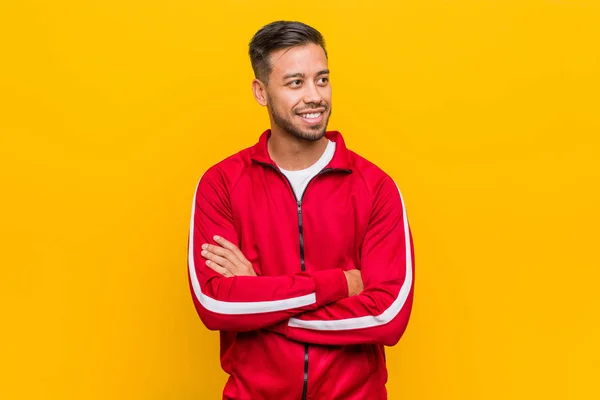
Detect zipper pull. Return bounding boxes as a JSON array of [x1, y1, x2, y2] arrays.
[[297, 200, 302, 214]]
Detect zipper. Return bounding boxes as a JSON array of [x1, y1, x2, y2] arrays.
[[297, 199, 305, 271], [302, 342, 309, 400], [288, 167, 336, 400], [251, 160, 350, 400], [296, 168, 332, 400]]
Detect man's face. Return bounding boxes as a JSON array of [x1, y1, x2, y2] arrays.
[[263, 43, 332, 142]]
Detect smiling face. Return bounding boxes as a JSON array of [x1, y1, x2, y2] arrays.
[[253, 43, 332, 142]]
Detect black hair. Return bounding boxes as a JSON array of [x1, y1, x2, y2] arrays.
[[249, 20, 327, 83]]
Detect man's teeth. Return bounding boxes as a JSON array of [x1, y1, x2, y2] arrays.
[[300, 112, 321, 119]]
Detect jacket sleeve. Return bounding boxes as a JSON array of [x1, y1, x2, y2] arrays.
[[268, 176, 415, 346], [187, 168, 349, 332]]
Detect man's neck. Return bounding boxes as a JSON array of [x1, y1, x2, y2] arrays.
[[267, 128, 329, 171]]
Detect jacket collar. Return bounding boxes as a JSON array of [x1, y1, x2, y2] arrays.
[[249, 129, 353, 171]]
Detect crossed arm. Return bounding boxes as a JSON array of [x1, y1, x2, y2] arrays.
[[187, 170, 415, 346]]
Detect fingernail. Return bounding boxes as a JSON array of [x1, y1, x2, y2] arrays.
[[201, 250, 207, 256], [214, 235, 220, 241], [202, 244, 208, 250], [206, 260, 211, 265]]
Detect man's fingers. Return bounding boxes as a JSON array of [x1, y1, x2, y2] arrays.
[[202, 249, 234, 271], [205, 259, 233, 277], [214, 236, 252, 267], [202, 244, 240, 266], [204, 240, 249, 268]]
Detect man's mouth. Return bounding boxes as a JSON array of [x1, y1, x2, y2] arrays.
[[298, 112, 322, 119], [296, 108, 326, 124]]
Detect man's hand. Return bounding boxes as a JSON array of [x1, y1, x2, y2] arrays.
[[344, 270, 364, 296], [201, 235, 362, 297], [201, 236, 257, 277]]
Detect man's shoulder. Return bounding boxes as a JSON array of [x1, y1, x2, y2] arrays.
[[346, 148, 396, 191], [211, 146, 253, 173], [196, 146, 254, 190], [346, 148, 406, 208]]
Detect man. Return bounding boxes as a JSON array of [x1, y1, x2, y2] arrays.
[[187, 20, 415, 400]]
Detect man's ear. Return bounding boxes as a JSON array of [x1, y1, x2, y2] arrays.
[[252, 78, 268, 107]]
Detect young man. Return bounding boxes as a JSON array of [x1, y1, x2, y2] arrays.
[[187, 21, 415, 400]]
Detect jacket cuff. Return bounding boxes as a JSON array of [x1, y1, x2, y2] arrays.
[[312, 268, 349, 307]]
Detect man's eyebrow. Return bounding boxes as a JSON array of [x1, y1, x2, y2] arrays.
[[282, 69, 330, 80], [283, 72, 305, 80]]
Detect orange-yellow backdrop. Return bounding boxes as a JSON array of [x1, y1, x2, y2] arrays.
[[1, 1, 599, 399]]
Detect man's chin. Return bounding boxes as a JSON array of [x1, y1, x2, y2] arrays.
[[298, 121, 329, 139], [295, 128, 326, 142]]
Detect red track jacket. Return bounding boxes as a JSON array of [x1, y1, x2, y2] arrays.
[[187, 130, 415, 399]]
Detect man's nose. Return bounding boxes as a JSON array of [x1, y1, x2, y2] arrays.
[[302, 82, 323, 106]]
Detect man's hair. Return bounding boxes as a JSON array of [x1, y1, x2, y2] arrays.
[[249, 20, 327, 84]]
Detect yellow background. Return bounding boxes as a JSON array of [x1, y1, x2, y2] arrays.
[[1, 0, 599, 399]]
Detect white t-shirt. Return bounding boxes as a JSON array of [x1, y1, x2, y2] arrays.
[[279, 139, 336, 200]]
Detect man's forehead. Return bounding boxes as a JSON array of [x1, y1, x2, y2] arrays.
[[270, 44, 328, 76]]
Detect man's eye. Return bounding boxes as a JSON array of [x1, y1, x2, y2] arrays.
[[289, 80, 302, 87], [318, 77, 329, 84]]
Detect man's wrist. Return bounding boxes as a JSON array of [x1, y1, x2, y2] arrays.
[[343, 269, 363, 296]]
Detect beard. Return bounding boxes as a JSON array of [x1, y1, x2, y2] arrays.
[[268, 97, 332, 142]]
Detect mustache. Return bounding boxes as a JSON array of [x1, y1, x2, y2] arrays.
[[295, 103, 328, 114]]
